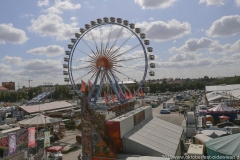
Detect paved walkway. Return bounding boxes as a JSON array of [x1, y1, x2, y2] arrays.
[[152, 98, 185, 126]]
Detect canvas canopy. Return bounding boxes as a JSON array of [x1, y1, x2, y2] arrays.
[[208, 103, 236, 112], [206, 133, 240, 156], [18, 114, 59, 127]]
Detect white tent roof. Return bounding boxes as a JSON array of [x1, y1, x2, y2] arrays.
[[18, 114, 59, 127], [208, 103, 235, 112]]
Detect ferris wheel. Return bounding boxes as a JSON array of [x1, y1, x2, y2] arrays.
[[63, 17, 155, 109]]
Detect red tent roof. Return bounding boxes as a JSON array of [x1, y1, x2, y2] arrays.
[[208, 103, 235, 112], [46, 146, 63, 152]]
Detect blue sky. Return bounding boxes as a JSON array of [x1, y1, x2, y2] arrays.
[[0, 0, 240, 88]]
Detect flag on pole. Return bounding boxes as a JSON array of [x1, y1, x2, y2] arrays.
[[104, 92, 109, 104], [125, 91, 129, 99], [111, 94, 116, 102], [129, 91, 133, 98], [138, 90, 141, 97], [81, 79, 86, 92], [88, 80, 92, 92], [141, 88, 144, 97], [119, 91, 123, 100], [28, 127, 36, 147]]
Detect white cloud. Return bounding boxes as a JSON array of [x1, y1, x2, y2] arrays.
[[0, 57, 63, 81], [22, 59, 62, 71], [199, 0, 225, 6], [231, 53, 240, 59], [44, 0, 81, 14], [20, 14, 33, 18], [84, 1, 94, 9], [155, 57, 235, 69], [134, 0, 177, 9], [169, 53, 197, 62], [149, 17, 154, 21], [0, 23, 28, 44], [26, 45, 64, 57], [28, 13, 79, 40], [2, 56, 22, 65], [211, 58, 235, 66], [236, 0, 240, 7], [136, 20, 191, 42], [0, 63, 11, 70], [169, 38, 240, 54], [206, 15, 240, 37], [169, 37, 218, 53], [38, 0, 49, 6], [70, 17, 76, 21]]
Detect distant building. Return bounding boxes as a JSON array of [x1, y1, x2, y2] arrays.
[[2, 81, 15, 91]]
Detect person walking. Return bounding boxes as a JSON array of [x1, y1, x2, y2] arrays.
[[78, 153, 82, 160]]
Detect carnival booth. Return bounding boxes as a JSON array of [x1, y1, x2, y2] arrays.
[[206, 115, 214, 124], [207, 103, 237, 123], [219, 116, 230, 123]]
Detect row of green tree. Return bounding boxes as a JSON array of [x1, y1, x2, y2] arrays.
[[0, 75, 239, 102]]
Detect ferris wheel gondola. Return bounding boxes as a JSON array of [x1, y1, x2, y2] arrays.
[[63, 17, 155, 109]]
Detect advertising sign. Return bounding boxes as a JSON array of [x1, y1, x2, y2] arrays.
[[8, 133, 16, 156], [28, 127, 36, 147], [1, 137, 8, 147], [16, 129, 28, 145], [134, 110, 145, 126], [44, 131, 50, 148]]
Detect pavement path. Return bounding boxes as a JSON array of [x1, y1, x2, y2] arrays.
[[152, 98, 185, 126]]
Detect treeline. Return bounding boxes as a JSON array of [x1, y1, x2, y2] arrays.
[[0, 75, 240, 102]]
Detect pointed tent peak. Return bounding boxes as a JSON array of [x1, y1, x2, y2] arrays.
[[208, 103, 236, 112]]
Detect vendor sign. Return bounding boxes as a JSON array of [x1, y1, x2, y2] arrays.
[[8, 133, 16, 156], [44, 131, 50, 148], [28, 127, 36, 147]]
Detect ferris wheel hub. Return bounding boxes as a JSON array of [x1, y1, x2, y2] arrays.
[[96, 56, 113, 70]]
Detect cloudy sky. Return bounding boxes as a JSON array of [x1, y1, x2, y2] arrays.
[[0, 0, 240, 88]]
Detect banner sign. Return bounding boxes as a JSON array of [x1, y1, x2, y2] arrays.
[[1, 137, 8, 147], [8, 133, 17, 156], [28, 127, 36, 147], [16, 129, 28, 145], [44, 131, 50, 148]]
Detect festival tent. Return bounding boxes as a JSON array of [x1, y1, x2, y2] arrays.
[[206, 133, 240, 160], [18, 114, 59, 127], [207, 103, 237, 122]]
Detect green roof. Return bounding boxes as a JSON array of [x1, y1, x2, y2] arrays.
[[206, 133, 240, 156]]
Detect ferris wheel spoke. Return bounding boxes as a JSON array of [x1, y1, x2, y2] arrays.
[[100, 26, 104, 55], [104, 24, 113, 54], [75, 59, 94, 63], [111, 68, 136, 82], [74, 69, 95, 83], [75, 48, 95, 59], [114, 65, 145, 72], [72, 65, 92, 71], [113, 44, 141, 59], [82, 38, 98, 58], [108, 32, 134, 57], [89, 30, 100, 55], [114, 56, 144, 63], [106, 27, 124, 57]]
